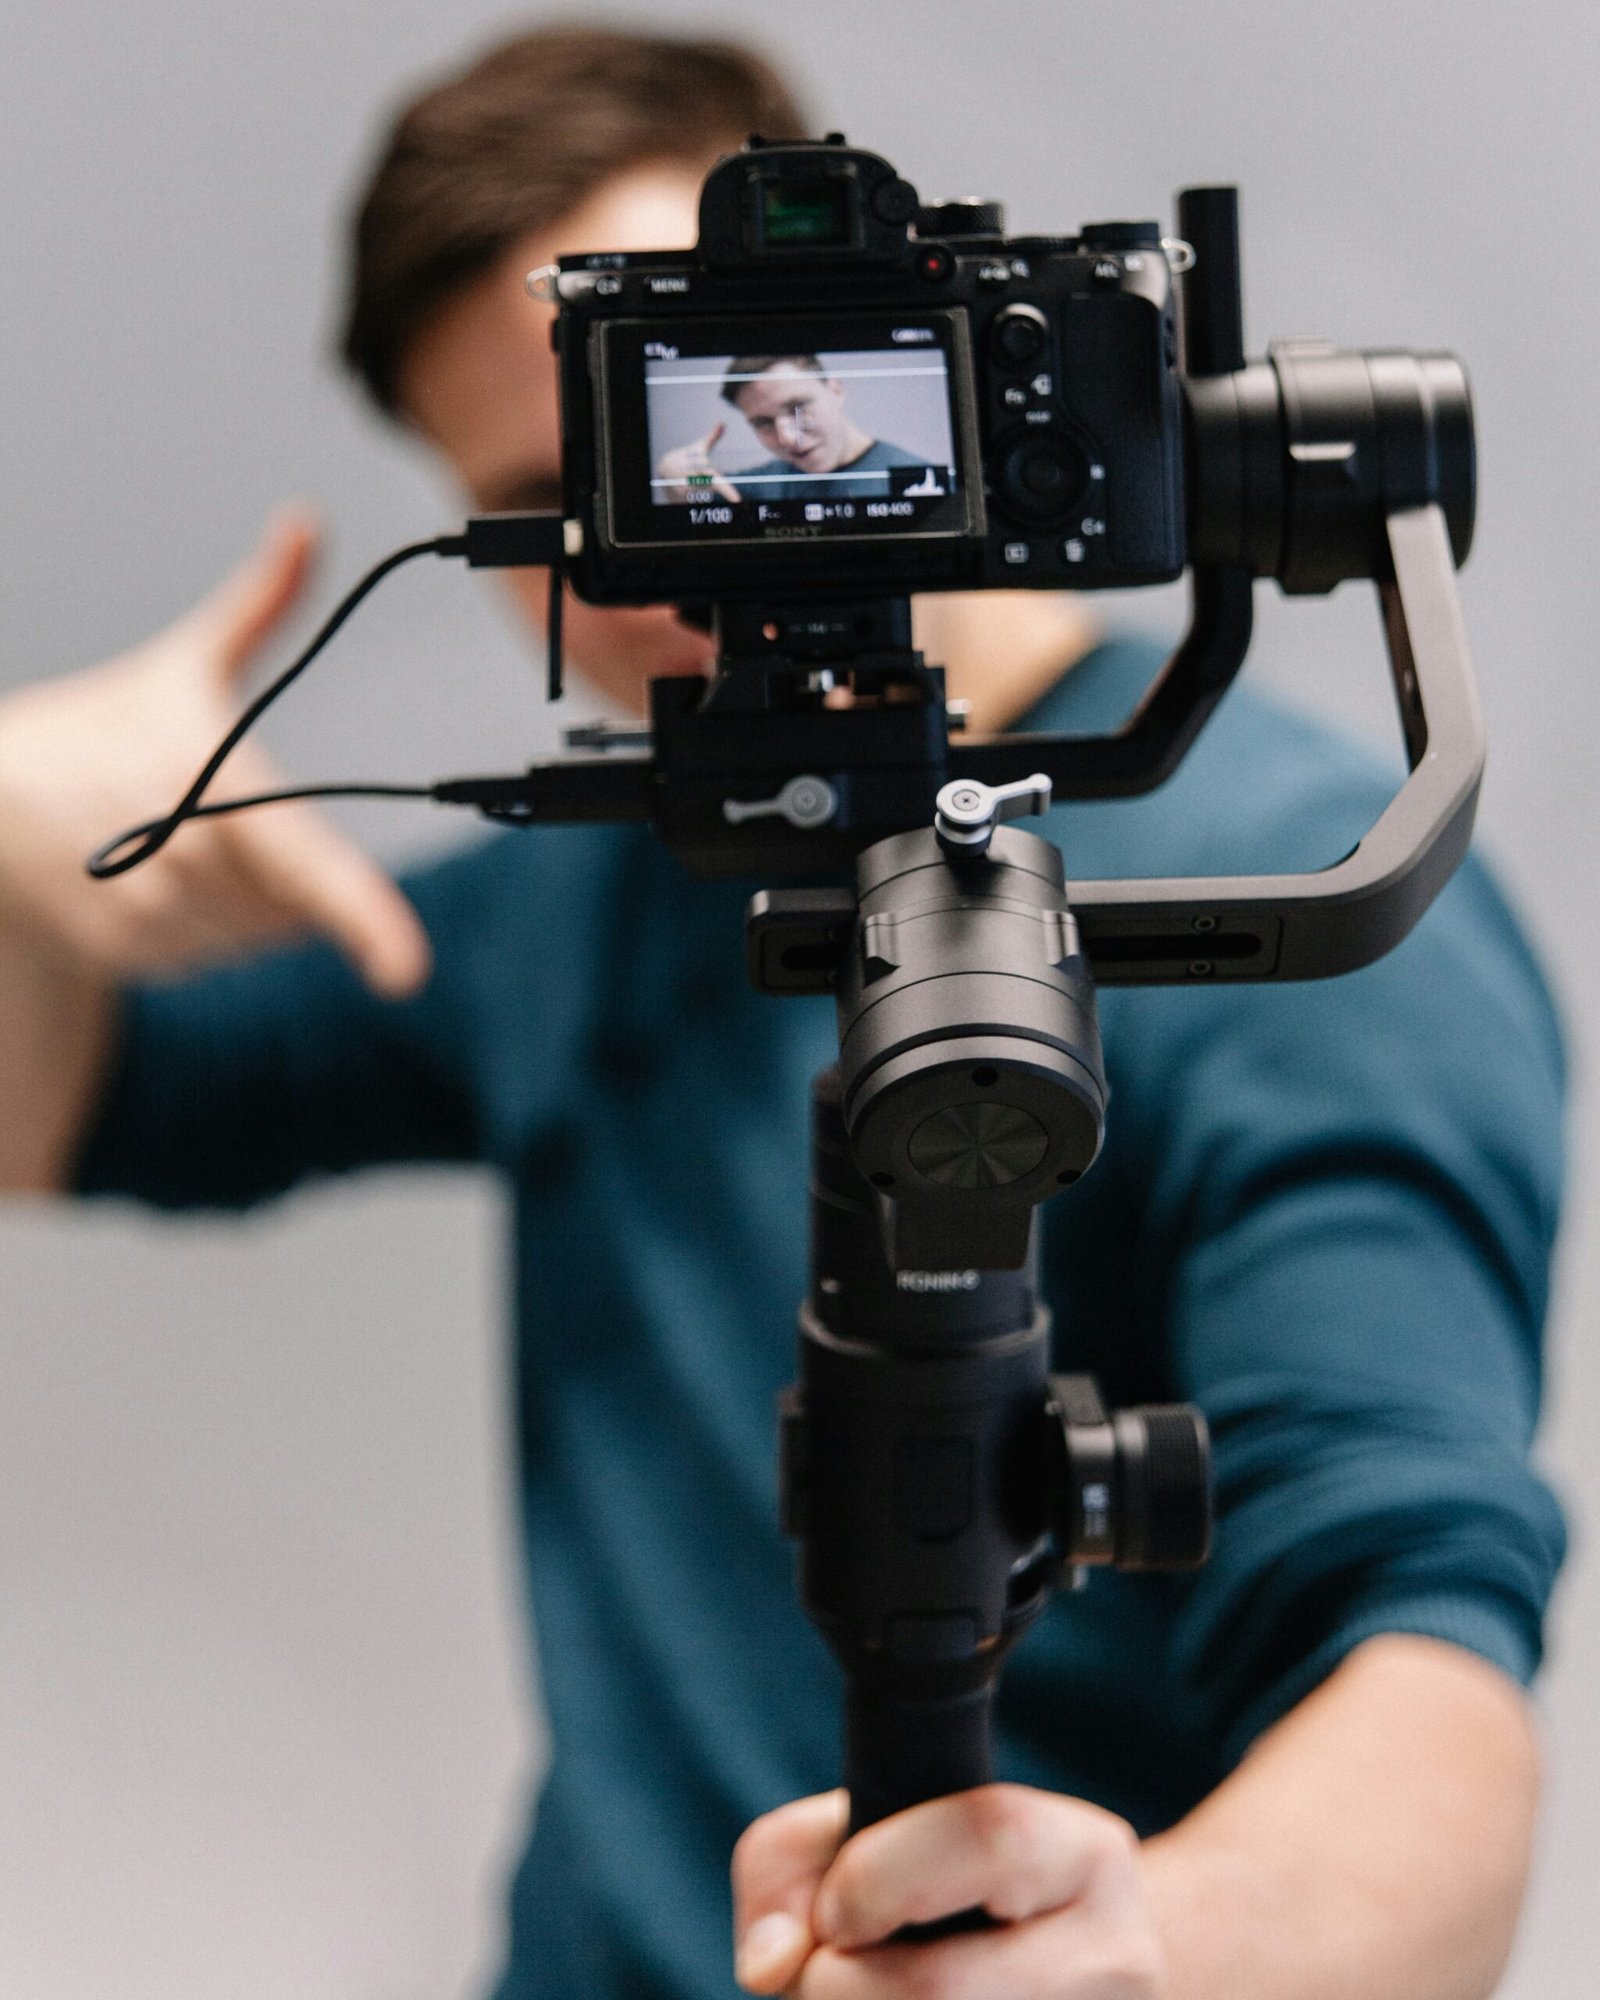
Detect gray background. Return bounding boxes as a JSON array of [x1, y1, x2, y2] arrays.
[[647, 350, 957, 486], [1, 2, 1595, 1994]]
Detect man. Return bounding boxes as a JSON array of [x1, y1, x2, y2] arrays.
[[0, 25, 1566, 2000], [655, 354, 926, 504]]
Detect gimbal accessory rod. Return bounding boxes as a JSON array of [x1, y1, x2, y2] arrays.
[[1176, 185, 1245, 376]]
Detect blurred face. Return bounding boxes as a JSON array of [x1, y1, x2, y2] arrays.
[[396, 163, 718, 713], [732, 365, 852, 470]]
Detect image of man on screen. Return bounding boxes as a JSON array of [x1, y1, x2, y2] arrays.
[[654, 352, 927, 503]]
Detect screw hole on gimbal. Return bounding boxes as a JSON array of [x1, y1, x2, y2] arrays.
[[870, 1171, 896, 1189], [971, 1065, 999, 1086]]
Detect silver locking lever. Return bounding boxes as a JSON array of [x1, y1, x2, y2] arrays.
[[723, 774, 840, 830], [934, 773, 1053, 858]]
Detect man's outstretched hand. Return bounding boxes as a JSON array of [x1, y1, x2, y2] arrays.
[[732, 1784, 1166, 1998], [654, 421, 744, 504], [0, 508, 430, 998]]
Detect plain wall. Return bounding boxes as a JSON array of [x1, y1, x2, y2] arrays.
[[2, 3, 1596, 1994]]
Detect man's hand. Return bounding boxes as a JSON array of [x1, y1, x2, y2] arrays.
[[732, 1784, 1166, 1997], [0, 508, 429, 997], [654, 421, 743, 504], [0, 507, 432, 1191]]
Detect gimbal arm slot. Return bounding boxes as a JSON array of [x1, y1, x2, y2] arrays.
[[1074, 504, 1483, 983]]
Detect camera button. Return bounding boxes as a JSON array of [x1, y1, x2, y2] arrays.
[[996, 431, 1090, 524], [991, 303, 1049, 368], [916, 245, 954, 283], [1002, 541, 1033, 566]]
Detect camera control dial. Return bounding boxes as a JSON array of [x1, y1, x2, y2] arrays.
[[990, 304, 1049, 369], [994, 430, 1092, 526], [1078, 219, 1162, 252], [916, 198, 1006, 238]]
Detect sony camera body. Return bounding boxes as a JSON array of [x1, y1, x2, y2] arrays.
[[547, 138, 1187, 606]]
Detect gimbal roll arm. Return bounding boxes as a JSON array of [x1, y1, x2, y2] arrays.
[[1073, 501, 1484, 984]]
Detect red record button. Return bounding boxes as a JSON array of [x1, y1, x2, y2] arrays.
[[917, 245, 954, 282]]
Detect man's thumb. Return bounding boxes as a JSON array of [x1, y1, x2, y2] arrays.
[[188, 506, 321, 681]]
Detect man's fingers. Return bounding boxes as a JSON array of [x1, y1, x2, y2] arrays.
[[732, 1790, 849, 1994], [790, 1900, 1164, 2000], [179, 506, 321, 682], [223, 803, 431, 998], [703, 419, 726, 452], [813, 1786, 1140, 1951], [712, 475, 744, 503]]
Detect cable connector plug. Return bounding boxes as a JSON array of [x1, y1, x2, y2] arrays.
[[458, 511, 567, 569]]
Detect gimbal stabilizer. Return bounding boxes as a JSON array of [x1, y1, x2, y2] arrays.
[[470, 190, 1484, 1836], [430, 190, 1485, 1836], [90, 176, 1485, 1857]]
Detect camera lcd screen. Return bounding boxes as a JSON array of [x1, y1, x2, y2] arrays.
[[599, 314, 983, 550]]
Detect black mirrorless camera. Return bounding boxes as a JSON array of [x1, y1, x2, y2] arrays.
[[547, 137, 1186, 604], [516, 135, 1477, 906]]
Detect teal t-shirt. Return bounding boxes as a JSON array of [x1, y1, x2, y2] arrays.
[[76, 639, 1568, 1999]]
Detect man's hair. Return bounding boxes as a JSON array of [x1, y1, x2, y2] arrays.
[[720, 354, 826, 407], [341, 25, 808, 415]]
